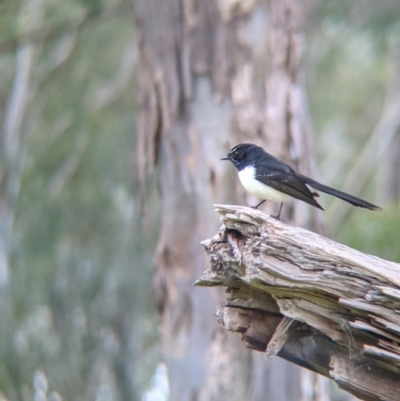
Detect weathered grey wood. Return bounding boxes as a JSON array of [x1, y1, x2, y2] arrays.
[[196, 204, 400, 401]]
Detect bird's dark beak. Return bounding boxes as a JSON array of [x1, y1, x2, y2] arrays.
[[221, 156, 230, 161]]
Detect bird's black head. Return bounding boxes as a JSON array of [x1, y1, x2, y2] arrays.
[[221, 143, 262, 170]]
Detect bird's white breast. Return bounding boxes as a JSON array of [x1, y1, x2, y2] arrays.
[[238, 166, 290, 203]]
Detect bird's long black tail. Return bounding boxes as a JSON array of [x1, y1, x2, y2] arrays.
[[298, 174, 381, 211]]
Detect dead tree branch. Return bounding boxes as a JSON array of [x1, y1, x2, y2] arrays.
[[196, 205, 400, 401]]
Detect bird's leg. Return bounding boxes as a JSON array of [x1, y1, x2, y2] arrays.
[[271, 203, 283, 220], [251, 200, 266, 209]]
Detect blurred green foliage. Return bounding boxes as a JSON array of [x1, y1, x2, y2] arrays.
[[338, 204, 400, 262], [0, 0, 400, 400], [306, 0, 400, 257], [0, 0, 159, 400]]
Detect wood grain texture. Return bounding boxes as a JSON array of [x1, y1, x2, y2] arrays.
[[197, 204, 400, 401]]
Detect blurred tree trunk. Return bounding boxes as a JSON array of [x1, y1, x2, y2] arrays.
[[133, 0, 329, 400], [380, 35, 400, 204]]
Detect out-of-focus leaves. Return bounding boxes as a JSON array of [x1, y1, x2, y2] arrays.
[[0, 1, 159, 400], [0, 0, 19, 41], [337, 203, 400, 262], [306, 0, 400, 225], [73, 0, 105, 16], [1, 0, 399, 399]]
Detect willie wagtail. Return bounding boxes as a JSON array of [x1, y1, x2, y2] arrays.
[[222, 143, 381, 219]]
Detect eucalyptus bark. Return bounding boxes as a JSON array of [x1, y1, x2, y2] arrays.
[[133, 0, 324, 400]]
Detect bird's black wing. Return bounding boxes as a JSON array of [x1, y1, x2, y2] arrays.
[[255, 159, 324, 210]]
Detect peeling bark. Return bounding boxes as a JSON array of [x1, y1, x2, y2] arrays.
[[132, 0, 327, 399], [197, 205, 400, 401]]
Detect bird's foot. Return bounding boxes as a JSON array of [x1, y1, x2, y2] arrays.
[[270, 202, 283, 220], [251, 200, 266, 209]]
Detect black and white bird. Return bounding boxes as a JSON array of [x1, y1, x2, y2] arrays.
[[222, 143, 381, 219]]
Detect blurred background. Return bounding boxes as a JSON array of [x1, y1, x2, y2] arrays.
[[0, 0, 399, 400]]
